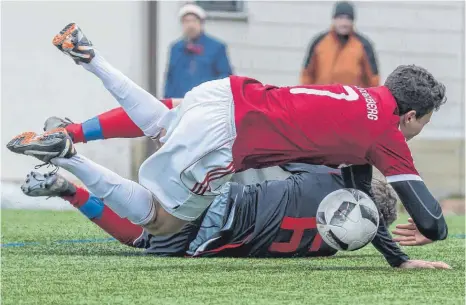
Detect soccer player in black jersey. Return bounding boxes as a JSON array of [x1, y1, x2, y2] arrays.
[[22, 163, 449, 269]]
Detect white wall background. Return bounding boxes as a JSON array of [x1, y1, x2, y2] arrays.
[[157, 1, 464, 140], [2, 1, 464, 190], [1, 1, 149, 182]]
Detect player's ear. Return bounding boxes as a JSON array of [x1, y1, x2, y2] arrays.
[[403, 110, 417, 124]]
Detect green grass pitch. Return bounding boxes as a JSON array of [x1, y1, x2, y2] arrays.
[[1, 210, 465, 305]]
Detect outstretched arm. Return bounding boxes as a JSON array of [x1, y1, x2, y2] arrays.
[[392, 218, 434, 246], [389, 179, 447, 241], [368, 130, 448, 242]]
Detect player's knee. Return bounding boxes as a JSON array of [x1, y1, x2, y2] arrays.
[[104, 181, 155, 226]]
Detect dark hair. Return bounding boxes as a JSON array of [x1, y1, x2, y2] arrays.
[[384, 65, 447, 118], [372, 179, 398, 226]]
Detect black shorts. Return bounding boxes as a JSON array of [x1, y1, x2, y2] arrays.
[[190, 181, 289, 257]]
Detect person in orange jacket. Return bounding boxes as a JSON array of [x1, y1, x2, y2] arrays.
[[300, 1, 380, 87]]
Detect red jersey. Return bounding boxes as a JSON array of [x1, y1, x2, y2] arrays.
[[229, 76, 420, 182]]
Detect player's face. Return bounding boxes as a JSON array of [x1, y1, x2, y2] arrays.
[[182, 14, 202, 40], [400, 110, 433, 141], [333, 16, 353, 35]]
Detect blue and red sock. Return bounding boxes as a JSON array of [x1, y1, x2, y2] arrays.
[[63, 186, 144, 247], [66, 99, 173, 143]]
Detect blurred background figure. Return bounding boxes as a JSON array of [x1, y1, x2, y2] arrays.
[[300, 1, 380, 87], [163, 3, 233, 98]]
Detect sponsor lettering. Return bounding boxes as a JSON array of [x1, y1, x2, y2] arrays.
[[356, 87, 378, 120]]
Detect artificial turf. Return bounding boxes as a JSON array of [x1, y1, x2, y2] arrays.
[[1, 210, 464, 305]]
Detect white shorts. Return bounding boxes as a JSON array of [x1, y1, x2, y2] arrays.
[[138, 78, 237, 221]]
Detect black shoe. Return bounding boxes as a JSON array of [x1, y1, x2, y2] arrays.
[[52, 23, 95, 64], [21, 171, 76, 197], [7, 128, 76, 163]]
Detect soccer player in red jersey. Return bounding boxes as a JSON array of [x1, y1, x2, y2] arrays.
[[8, 23, 447, 243]]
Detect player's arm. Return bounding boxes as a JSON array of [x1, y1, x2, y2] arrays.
[[368, 131, 448, 242], [389, 180, 447, 241], [341, 165, 410, 267], [64, 98, 182, 143]]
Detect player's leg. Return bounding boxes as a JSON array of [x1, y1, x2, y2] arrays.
[[136, 77, 237, 225], [8, 128, 159, 228], [44, 108, 144, 143], [21, 171, 144, 247], [11, 24, 237, 232], [52, 23, 168, 138], [43, 98, 178, 143], [51, 153, 156, 227]]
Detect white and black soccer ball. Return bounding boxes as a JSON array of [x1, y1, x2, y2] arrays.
[[316, 188, 379, 251]]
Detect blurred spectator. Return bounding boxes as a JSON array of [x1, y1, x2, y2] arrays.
[[300, 1, 379, 87], [164, 3, 233, 98]]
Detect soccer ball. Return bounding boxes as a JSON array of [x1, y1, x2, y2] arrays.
[[316, 188, 379, 251]]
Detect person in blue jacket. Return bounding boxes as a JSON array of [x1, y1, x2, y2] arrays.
[[164, 3, 233, 98]]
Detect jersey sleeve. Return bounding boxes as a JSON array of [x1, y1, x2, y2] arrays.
[[368, 129, 448, 241], [390, 180, 448, 241], [367, 128, 421, 183], [371, 216, 410, 267]]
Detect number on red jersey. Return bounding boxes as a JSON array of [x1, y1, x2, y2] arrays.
[[290, 86, 359, 101]]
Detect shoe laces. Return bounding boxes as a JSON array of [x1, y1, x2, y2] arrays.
[[31, 165, 60, 200], [63, 117, 75, 125], [34, 163, 60, 175]]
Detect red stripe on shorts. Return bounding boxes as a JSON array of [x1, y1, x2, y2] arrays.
[[191, 162, 235, 195], [198, 169, 235, 195]]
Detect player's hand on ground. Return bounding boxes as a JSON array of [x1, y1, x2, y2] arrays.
[[392, 218, 433, 246], [399, 260, 452, 269]]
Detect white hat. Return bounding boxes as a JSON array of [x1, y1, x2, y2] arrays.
[[179, 3, 207, 20]]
